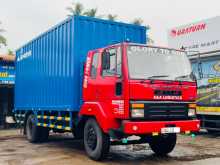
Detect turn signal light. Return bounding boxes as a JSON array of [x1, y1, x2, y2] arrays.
[[131, 103, 144, 109], [189, 103, 196, 109]]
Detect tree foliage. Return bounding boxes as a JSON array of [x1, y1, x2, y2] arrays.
[[8, 49, 14, 55], [0, 22, 7, 47], [132, 18, 144, 25], [107, 14, 117, 21], [66, 2, 154, 43], [66, 2, 84, 17], [83, 8, 98, 17]]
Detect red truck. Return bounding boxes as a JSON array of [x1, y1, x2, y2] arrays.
[[15, 16, 200, 161], [80, 43, 200, 159]]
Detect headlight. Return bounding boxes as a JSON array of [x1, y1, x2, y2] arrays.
[[131, 109, 144, 118], [188, 108, 196, 117]]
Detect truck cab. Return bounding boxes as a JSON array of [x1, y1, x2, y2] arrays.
[[80, 42, 200, 159]]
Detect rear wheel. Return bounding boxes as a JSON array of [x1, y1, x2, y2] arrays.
[[26, 114, 41, 143], [26, 114, 49, 143], [149, 134, 176, 156], [84, 118, 110, 160], [39, 127, 50, 142]]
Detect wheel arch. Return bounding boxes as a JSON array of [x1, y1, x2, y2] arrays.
[[79, 102, 120, 133]]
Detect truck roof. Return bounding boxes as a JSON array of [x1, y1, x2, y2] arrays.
[[93, 42, 186, 53]]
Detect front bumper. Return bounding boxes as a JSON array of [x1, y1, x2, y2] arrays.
[[122, 119, 200, 134]]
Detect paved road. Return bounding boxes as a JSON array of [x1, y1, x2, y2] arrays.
[[0, 129, 219, 165]]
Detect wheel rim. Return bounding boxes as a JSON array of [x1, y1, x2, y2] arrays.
[[87, 126, 97, 150]]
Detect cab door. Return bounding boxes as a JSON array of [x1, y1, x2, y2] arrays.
[[97, 46, 123, 98], [96, 46, 125, 116]]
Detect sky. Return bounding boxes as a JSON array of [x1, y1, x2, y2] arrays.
[[0, 0, 220, 54]]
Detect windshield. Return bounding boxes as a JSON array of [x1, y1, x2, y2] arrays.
[[127, 45, 193, 81]]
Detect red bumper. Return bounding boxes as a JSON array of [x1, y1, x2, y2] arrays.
[[122, 120, 200, 134]]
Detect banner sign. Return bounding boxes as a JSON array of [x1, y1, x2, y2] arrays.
[[168, 16, 220, 53], [0, 61, 15, 84]]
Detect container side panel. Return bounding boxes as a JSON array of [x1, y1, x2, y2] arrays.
[[15, 18, 76, 111], [74, 16, 146, 106], [15, 16, 147, 112]]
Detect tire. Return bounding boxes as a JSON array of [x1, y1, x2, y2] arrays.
[[26, 114, 41, 143], [149, 134, 176, 156], [39, 127, 50, 142], [84, 118, 110, 160]]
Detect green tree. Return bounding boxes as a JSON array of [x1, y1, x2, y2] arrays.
[[66, 3, 155, 43], [131, 20, 154, 44], [8, 49, 14, 55], [0, 22, 7, 47], [146, 26, 154, 45], [66, 2, 84, 17], [83, 8, 98, 17], [132, 18, 144, 25], [107, 14, 117, 21]]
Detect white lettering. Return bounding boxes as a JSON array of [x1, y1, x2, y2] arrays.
[[153, 95, 183, 100], [17, 50, 32, 62]]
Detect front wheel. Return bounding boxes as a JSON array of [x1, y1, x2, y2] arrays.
[[149, 134, 176, 156], [84, 118, 110, 160]]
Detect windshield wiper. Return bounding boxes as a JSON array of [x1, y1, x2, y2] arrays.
[[147, 75, 169, 79], [175, 75, 189, 80]]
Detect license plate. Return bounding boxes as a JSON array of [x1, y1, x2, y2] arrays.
[[161, 127, 180, 134]]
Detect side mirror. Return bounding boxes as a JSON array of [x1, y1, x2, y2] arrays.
[[102, 51, 110, 70]]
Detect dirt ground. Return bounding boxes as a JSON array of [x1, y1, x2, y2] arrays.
[[0, 129, 219, 165]]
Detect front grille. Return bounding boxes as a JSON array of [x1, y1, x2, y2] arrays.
[[145, 103, 188, 120], [131, 102, 188, 121]]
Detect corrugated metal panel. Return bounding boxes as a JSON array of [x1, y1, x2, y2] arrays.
[[15, 16, 147, 112]]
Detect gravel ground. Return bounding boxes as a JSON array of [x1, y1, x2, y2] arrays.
[[0, 129, 219, 165]]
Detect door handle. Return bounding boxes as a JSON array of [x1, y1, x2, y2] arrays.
[[115, 81, 122, 96]]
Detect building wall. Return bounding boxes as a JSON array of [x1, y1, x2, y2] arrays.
[[0, 86, 14, 128], [0, 57, 15, 128]]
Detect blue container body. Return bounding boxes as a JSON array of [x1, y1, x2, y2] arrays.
[[15, 16, 147, 112]]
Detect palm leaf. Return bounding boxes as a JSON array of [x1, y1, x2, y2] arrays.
[[132, 18, 144, 25], [107, 14, 117, 21], [0, 35, 7, 46], [66, 2, 84, 16], [83, 8, 97, 17]]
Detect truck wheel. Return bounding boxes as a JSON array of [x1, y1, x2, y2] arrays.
[[26, 114, 41, 143], [39, 127, 50, 142], [84, 118, 110, 160], [149, 134, 176, 156]]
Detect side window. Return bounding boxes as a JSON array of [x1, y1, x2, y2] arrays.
[[102, 48, 117, 76], [90, 53, 99, 78]]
